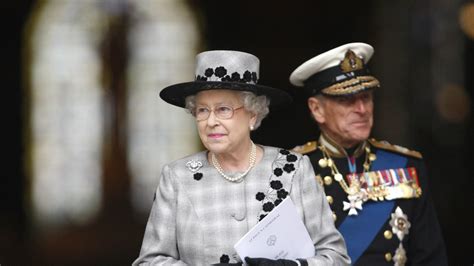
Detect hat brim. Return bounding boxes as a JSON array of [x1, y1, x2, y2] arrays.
[[159, 81, 292, 108]]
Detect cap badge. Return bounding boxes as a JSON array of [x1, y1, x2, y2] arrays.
[[340, 50, 364, 72]]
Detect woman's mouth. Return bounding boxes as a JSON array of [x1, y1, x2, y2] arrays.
[[208, 133, 225, 139]]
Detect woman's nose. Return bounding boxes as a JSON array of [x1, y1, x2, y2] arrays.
[[206, 110, 219, 125]]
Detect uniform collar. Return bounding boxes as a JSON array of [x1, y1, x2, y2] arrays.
[[319, 132, 367, 158]]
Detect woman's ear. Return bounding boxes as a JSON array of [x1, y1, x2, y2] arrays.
[[249, 112, 257, 130], [308, 97, 325, 123]]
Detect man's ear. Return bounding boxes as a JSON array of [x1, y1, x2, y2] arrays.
[[308, 97, 325, 123]]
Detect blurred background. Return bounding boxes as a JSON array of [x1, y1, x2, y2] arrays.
[[1, 0, 472, 265]]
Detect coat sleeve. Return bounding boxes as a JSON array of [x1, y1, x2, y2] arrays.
[[132, 164, 188, 266], [294, 155, 351, 266], [406, 160, 448, 265]]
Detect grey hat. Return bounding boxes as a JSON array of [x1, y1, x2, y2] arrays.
[[160, 50, 292, 108]]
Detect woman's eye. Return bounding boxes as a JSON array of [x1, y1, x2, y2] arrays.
[[217, 106, 232, 114], [196, 107, 209, 114]]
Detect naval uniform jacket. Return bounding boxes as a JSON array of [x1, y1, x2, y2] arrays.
[[294, 135, 447, 266], [133, 145, 350, 266]]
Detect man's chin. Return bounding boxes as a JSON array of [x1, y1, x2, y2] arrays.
[[349, 131, 371, 143]]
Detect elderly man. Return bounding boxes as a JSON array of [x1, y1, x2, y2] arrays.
[[289, 43, 447, 265]]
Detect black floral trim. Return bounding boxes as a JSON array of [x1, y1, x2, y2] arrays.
[[263, 202, 274, 212], [275, 198, 283, 206], [220, 254, 230, 263], [283, 163, 295, 173], [287, 154, 297, 162], [273, 168, 283, 176], [270, 180, 283, 190], [193, 172, 203, 181], [256, 192, 265, 201], [277, 189, 288, 199], [195, 66, 258, 84], [256, 149, 300, 221]]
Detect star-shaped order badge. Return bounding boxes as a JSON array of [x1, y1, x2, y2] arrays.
[[343, 194, 364, 215], [390, 206, 411, 241]]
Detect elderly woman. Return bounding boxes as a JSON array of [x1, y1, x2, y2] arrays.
[[133, 50, 350, 266]]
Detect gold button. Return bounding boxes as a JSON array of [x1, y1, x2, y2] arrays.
[[385, 252, 392, 262], [332, 212, 337, 221], [384, 230, 393, 239], [326, 195, 333, 204], [327, 159, 333, 167], [318, 158, 328, 168], [323, 176, 333, 186], [369, 153, 377, 161]]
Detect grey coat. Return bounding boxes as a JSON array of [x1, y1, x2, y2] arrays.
[[133, 145, 350, 266]]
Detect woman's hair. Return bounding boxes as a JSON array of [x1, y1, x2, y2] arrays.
[[184, 90, 270, 130]]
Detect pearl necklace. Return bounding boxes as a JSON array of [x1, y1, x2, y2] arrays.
[[211, 142, 257, 182]]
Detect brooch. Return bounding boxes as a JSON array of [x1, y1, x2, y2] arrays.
[[186, 159, 203, 172]]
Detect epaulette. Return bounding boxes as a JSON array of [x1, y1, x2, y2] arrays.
[[291, 141, 318, 154], [368, 138, 422, 159]]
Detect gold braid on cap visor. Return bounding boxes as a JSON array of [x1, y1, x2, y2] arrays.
[[321, 75, 380, 96]]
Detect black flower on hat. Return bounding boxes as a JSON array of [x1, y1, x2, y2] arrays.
[[231, 72, 241, 81], [251, 72, 258, 82], [196, 75, 207, 81], [222, 75, 231, 82], [280, 149, 290, 155], [204, 68, 214, 77], [214, 66, 227, 78], [259, 214, 267, 221], [243, 70, 252, 82]]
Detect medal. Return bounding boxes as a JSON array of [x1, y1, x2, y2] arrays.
[[319, 143, 375, 215]]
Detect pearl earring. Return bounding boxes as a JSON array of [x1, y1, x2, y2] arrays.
[[250, 125, 254, 131]]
